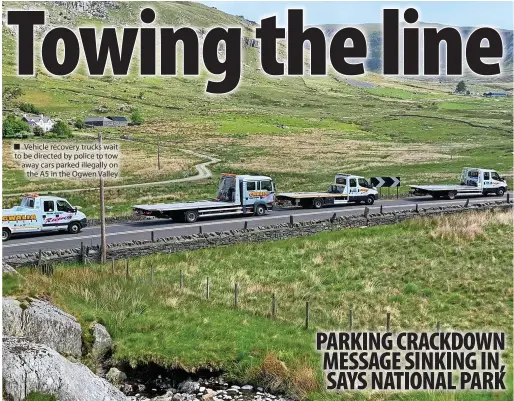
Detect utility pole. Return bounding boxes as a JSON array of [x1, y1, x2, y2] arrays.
[[98, 132, 107, 264], [157, 140, 161, 170]]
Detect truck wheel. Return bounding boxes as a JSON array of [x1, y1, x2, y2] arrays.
[[447, 191, 457, 200], [2, 228, 11, 241], [496, 187, 505, 197], [254, 204, 266, 216], [312, 198, 323, 209], [365, 195, 375, 205], [184, 210, 198, 223], [68, 222, 81, 234]]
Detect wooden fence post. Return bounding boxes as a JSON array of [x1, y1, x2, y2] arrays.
[[436, 321, 440, 332], [234, 283, 239, 308], [415, 204, 419, 213], [180, 270, 183, 291], [199, 226, 203, 234], [111, 258, 115, 274], [271, 293, 276, 319], [330, 213, 336, 223], [363, 207, 369, 219], [151, 231, 155, 242], [150, 264, 154, 283], [206, 277, 210, 300], [37, 249, 42, 267], [305, 301, 310, 330], [289, 215, 294, 226], [464, 199, 470, 208], [380, 204, 383, 214], [349, 308, 353, 331], [244, 221, 248, 230], [386, 312, 391, 332], [125, 259, 130, 279]]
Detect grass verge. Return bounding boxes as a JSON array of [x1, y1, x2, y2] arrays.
[[3, 211, 513, 400]]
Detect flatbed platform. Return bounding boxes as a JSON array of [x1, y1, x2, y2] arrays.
[[133, 200, 238, 212]]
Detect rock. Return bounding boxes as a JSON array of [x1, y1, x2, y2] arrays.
[[202, 393, 214, 401], [2, 263, 18, 274], [91, 322, 113, 359], [3, 336, 127, 401], [106, 367, 127, 384], [178, 380, 200, 393], [21, 298, 83, 357], [241, 385, 253, 392], [2, 297, 23, 337]]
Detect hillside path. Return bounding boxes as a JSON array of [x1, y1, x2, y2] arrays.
[[4, 135, 221, 196]]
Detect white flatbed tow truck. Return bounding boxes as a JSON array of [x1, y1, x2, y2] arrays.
[[410, 167, 508, 199], [276, 173, 378, 208], [133, 174, 275, 223]]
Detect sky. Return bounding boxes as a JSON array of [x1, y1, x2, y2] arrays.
[[201, 1, 514, 30]]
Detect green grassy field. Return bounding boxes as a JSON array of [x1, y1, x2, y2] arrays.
[[4, 210, 512, 400]]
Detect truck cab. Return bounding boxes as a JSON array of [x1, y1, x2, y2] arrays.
[[333, 174, 378, 203], [460, 168, 508, 195], [2, 194, 87, 241]]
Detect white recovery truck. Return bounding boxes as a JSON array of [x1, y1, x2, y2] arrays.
[[2, 194, 87, 241], [133, 174, 275, 223], [410, 167, 508, 200], [276, 173, 378, 208]]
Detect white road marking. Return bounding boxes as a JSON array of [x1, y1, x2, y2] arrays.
[[2, 198, 504, 249]]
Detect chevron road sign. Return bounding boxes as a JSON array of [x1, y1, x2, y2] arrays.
[[371, 177, 401, 188]]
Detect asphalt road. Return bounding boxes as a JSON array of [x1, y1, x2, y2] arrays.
[[2, 195, 508, 256]]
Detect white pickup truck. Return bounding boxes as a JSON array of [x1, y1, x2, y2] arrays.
[[2, 194, 87, 241], [410, 168, 508, 200]]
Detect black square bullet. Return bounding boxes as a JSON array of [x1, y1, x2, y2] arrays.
[[13, 144, 20, 150]]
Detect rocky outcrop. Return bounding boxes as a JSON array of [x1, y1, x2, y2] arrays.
[[2, 297, 24, 337], [3, 336, 127, 401], [92, 322, 113, 359], [21, 298, 83, 357], [2, 297, 82, 357]]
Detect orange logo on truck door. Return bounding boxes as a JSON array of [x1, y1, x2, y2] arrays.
[[3, 214, 37, 221], [249, 191, 268, 197]]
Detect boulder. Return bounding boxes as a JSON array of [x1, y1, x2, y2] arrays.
[[178, 380, 200, 393], [2, 297, 24, 337], [106, 367, 127, 384], [21, 298, 83, 357], [91, 322, 113, 359], [3, 336, 127, 401]]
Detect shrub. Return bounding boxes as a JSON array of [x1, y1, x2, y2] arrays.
[[74, 118, 85, 129], [33, 125, 45, 137], [51, 121, 72, 138], [19, 102, 41, 114], [2, 115, 30, 138], [131, 110, 144, 125]]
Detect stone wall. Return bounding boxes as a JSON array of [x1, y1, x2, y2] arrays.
[[4, 201, 512, 267]]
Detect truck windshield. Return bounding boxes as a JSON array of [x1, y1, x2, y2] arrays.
[[217, 176, 236, 201], [20, 198, 35, 208]]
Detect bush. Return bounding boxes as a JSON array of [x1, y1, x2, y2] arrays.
[[2, 115, 30, 138], [74, 119, 85, 129], [131, 110, 144, 125], [33, 126, 45, 137], [51, 121, 72, 138], [19, 102, 41, 114]]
